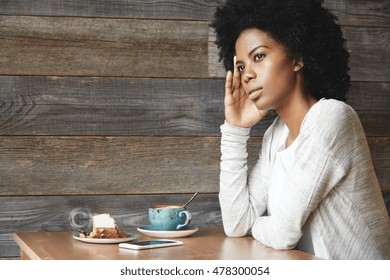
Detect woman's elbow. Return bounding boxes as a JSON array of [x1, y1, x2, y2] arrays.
[[253, 230, 297, 250], [270, 240, 297, 250], [223, 225, 249, 237], [263, 235, 298, 250]]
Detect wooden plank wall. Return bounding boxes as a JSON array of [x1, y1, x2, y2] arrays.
[[0, 0, 389, 258]]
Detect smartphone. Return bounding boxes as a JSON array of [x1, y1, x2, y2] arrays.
[[119, 239, 183, 250]]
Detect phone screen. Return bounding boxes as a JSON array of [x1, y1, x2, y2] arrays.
[[132, 240, 177, 246], [119, 239, 183, 250]]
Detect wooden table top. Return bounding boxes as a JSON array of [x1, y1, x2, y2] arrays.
[[14, 227, 319, 260]]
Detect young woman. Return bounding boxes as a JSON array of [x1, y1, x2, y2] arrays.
[[212, 0, 390, 259]]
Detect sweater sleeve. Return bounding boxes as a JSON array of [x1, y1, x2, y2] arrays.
[[219, 121, 268, 237], [251, 103, 353, 250], [252, 135, 346, 249]]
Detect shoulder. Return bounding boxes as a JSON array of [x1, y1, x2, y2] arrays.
[[302, 98, 361, 137], [300, 99, 368, 169], [308, 98, 357, 123]]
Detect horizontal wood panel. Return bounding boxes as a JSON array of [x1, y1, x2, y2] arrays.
[[323, 0, 390, 27], [354, 111, 389, 137], [383, 192, 390, 219], [0, 0, 226, 21], [0, 76, 388, 136], [0, 136, 238, 195], [0, 75, 275, 136], [343, 27, 390, 82], [369, 138, 390, 192], [347, 82, 390, 111], [0, 0, 388, 27], [0, 16, 208, 78], [0, 193, 222, 257], [0, 16, 388, 81], [0, 76, 227, 136], [0, 136, 388, 195]]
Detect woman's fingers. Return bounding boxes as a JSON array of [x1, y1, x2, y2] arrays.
[[232, 56, 241, 90], [225, 56, 242, 98], [225, 70, 233, 97]]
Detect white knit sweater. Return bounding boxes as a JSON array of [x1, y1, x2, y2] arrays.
[[219, 98, 390, 259]]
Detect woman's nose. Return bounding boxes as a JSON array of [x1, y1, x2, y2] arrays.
[[243, 67, 256, 83]]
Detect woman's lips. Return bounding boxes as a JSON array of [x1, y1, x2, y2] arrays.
[[248, 88, 262, 100]]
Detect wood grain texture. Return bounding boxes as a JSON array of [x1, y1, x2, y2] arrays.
[[0, 16, 388, 81], [323, 0, 390, 27], [0, 136, 255, 195], [0, 16, 208, 78], [13, 229, 319, 260], [0, 136, 388, 195], [0, 76, 226, 136], [0, 76, 275, 136], [0, 193, 221, 257], [0, 76, 388, 136], [0, 0, 388, 27], [369, 138, 390, 192], [383, 192, 390, 218], [0, 0, 226, 20], [343, 27, 390, 82], [347, 82, 390, 111]]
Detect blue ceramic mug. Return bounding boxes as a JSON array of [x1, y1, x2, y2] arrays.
[[149, 205, 192, 230]]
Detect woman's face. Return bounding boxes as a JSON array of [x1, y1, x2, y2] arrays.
[[235, 28, 300, 112]]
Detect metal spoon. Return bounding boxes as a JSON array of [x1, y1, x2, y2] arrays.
[[182, 192, 198, 208]]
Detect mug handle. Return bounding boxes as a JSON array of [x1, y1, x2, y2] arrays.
[[177, 210, 192, 230]]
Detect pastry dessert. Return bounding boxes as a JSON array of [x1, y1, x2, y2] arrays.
[[80, 214, 127, 239]]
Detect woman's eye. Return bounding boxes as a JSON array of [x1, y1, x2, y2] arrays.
[[237, 65, 245, 72], [254, 53, 266, 61]]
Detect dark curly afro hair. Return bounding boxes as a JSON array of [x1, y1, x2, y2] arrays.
[[211, 0, 350, 101]]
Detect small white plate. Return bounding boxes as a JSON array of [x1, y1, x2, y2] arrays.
[[137, 225, 199, 238], [73, 232, 141, 244]]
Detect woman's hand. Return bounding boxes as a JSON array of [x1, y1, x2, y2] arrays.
[[224, 58, 267, 128]]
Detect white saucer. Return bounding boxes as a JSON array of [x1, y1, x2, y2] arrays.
[[137, 225, 199, 238], [73, 232, 140, 244]]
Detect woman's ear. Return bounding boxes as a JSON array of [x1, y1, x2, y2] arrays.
[[293, 58, 304, 71]]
